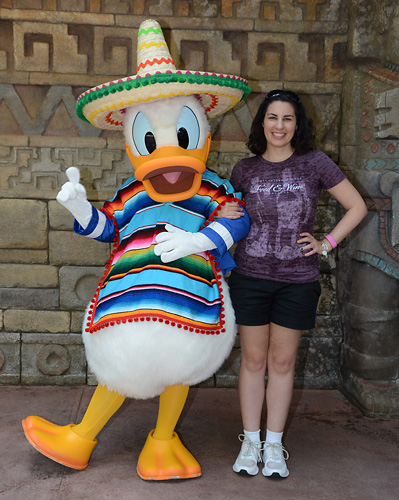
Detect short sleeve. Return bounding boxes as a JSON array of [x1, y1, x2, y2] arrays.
[[316, 151, 346, 190], [229, 162, 243, 192]]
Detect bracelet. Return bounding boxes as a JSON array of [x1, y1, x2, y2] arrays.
[[325, 234, 337, 249], [320, 241, 329, 257]]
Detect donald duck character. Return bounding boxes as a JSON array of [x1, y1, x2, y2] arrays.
[[22, 19, 250, 481]]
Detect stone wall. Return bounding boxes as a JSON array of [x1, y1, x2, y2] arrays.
[[339, 0, 399, 417], [0, 1, 351, 391]]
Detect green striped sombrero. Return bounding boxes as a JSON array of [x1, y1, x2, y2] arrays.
[[76, 19, 251, 130]]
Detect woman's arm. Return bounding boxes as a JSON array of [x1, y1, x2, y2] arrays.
[[298, 178, 368, 256], [324, 178, 368, 245], [214, 201, 245, 219]]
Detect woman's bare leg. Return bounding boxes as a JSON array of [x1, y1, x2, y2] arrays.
[[265, 323, 302, 432], [238, 324, 270, 431]]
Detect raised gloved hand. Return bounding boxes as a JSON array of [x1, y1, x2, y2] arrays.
[[56, 167, 93, 229], [154, 224, 216, 263]]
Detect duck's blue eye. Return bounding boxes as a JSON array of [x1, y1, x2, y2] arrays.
[[176, 106, 200, 150], [132, 112, 156, 155]]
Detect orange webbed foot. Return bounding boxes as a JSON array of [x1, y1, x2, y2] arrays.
[[137, 429, 202, 480], [22, 416, 96, 470]]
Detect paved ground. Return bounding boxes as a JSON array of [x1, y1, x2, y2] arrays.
[[1, 386, 398, 500]]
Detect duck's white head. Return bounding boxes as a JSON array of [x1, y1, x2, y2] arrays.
[[123, 95, 211, 203]]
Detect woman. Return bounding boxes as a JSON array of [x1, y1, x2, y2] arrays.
[[220, 89, 367, 478]]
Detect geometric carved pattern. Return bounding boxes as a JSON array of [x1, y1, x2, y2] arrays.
[[363, 197, 399, 262], [0, 1, 348, 20], [1, 146, 125, 195], [354, 250, 399, 280], [0, 18, 347, 84], [37, 344, 70, 376], [14, 22, 87, 73], [374, 88, 399, 139], [359, 72, 399, 159], [0, 84, 98, 136], [0, 83, 257, 141]]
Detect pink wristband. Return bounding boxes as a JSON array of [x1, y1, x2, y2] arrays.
[[325, 234, 337, 249]]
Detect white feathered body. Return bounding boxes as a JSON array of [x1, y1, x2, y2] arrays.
[[83, 277, 236, 399]]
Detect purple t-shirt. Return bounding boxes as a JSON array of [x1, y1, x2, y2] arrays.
[[230, 150, 346, 283]]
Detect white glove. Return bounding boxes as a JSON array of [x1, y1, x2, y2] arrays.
[[56, 167, 93, 229], [154, 224, 217, 263]]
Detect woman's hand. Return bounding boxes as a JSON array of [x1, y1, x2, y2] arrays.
[[297, 232, 327, 257], [215, 201, 244, 219]]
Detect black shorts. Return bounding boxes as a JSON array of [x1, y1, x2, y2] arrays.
[[228, 271, 321, 331]]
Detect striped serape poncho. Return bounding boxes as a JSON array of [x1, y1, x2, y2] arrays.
[[74, 170, 249, 335]]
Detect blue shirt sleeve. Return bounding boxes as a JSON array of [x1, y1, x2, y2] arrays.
[[201, 211, 250, 275], [73, 206, 117, 242]]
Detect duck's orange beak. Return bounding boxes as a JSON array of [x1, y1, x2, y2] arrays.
[[125, 133, 211, 203]]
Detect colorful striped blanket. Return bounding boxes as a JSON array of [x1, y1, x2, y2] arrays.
[[85, 170, 240, 335]]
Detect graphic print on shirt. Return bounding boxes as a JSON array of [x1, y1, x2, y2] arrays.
[[245, 168, 312, 260]]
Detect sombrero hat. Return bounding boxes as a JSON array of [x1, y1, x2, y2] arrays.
[[76, 19, 251, 130]]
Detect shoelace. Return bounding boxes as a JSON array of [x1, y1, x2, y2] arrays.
[[237, 434, 262, 461], [263, 442, 289, 462]]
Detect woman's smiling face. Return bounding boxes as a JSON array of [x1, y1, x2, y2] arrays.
[[263, 100, 297, 151]]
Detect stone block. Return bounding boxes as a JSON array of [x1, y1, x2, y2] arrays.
[[317, 273, 338, 315], [348, 303, 399, 336], [314, 205, 337, 233], [348, 329, 399, 357], [14, 22, 88, 74], [56, 0, 86, 13], [0, 199, 47, 249], [29, 136, 104, 149], [49, 231, 111, 266], [318, 249, 338, 274], [325, 35, 347, 82], [0, 332, 21, 385], [342, 371, 399, 418], [87, 365, 97, 386], [49, 200, 105, 230], [346, 0, 381, 60], [210, 112, 251, 148], [0, 249, 48, 264], [21, 333, 86, 385], [59, 266, 104, 310], [215, 347, 241, 388], [194, 376, 216, 389], [207, 151, 248, 181], [71, 310, 86, 332], [0, 288, 59, 309], [48, 200, 75, 230], [339, 146, 358, 167], [247, 32, 317, 82], [295, 337, 340, 388], [4, 309, 70, 333], [93, 25, 136, 77], [171, 29, 242, 77], [0, 264, 58, 288], [348, 261, 399, 309], [342, 344, 399, 381], [0, 134, 29, 147], [303, 314, 341, 338]]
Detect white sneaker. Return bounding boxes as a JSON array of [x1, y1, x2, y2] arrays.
[[233, 434, 262, 475], [262, 442, 289, 478]]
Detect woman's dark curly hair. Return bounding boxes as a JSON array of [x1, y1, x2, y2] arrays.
[[246, 89, 315, 156]]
